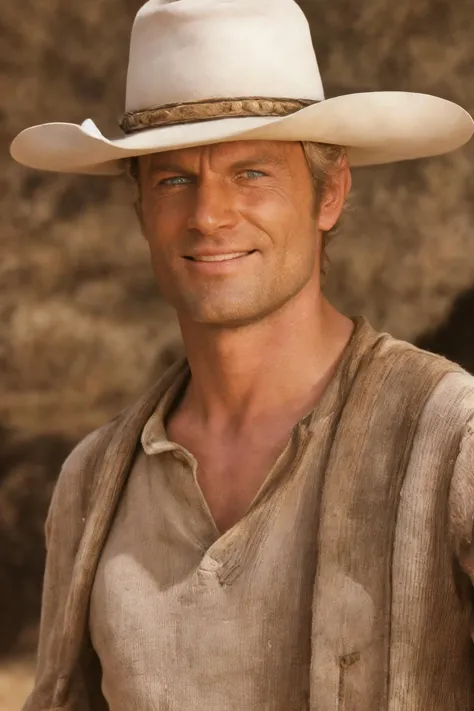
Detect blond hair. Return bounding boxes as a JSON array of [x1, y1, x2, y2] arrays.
[[300, 141, 347, 272]]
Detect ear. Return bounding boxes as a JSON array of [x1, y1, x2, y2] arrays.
[[317, 155, 352, 232]]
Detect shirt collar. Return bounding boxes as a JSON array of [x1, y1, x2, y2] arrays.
[[141, 359, 190, 455], [140, 316, 373, 453]]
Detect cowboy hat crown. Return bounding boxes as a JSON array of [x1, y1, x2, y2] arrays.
[[125, 0, 324, 114]]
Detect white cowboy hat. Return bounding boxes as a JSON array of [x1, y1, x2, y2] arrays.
[[10, 0, 473, 176]]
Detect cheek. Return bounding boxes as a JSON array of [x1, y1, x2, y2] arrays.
[[241, 189, 299, 234], [246, 190, 314, 247], [141, 195, 187, 253]]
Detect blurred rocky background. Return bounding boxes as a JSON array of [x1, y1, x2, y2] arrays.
[[1, 0, 473, 706]]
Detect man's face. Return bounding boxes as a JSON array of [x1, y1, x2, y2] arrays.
[[138, 140, 337, 327]]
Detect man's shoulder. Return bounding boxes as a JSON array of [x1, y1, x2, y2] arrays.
[[377, 331, 474, 430], [53, 413, 125, 510], [377, 330, 465, 371], [426, 367, 474, 434], [63, 417, 119, 476], [381, 330, 473, 382]]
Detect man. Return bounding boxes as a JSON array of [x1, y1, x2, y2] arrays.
[[10, 0, 474, 709]]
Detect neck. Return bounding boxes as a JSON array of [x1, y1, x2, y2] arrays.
[[176, 285, 354, 434]]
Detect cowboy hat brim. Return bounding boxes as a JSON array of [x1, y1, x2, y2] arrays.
[[10, 92, 474, 176]]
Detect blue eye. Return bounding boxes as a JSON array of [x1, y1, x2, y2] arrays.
[[160, 176, 191, 186], [244, 170, 266, 179]]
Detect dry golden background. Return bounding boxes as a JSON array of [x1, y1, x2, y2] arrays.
[[1, 0, 473, 705]]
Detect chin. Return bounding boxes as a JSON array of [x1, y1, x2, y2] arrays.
[[178, 293, 295, 330], [190, 310, 259, 329], [178, 299, 267, 329]]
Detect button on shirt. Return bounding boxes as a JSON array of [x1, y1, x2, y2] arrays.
[[89, 334, 358, 710]]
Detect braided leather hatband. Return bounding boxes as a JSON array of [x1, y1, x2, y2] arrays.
[[119, 96, 317, 133]]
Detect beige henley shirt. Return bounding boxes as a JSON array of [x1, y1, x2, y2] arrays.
[[88, 326, 360, 710]]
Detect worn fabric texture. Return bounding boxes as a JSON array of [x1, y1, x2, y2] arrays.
[[89, 322, 359, 711], [22, 319, 474, 711]]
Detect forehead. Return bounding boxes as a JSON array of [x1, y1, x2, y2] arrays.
[[144, 139, 303, 170]]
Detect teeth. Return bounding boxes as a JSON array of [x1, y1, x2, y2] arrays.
[[192, 252, 248, 262]]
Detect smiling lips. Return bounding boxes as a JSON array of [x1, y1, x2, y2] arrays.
[[186, 251, 255, 262]]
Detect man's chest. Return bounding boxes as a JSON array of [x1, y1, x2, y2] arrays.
[[166, 423, 301, 534], [88, 443, 323, 710]]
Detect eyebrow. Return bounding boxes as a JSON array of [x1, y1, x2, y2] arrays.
[[228, 154, 287, 171], [148, 161, 194, 176], [148, 152, 286, 176]]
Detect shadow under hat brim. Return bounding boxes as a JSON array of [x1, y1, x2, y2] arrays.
[[10, 91, 474, 175]]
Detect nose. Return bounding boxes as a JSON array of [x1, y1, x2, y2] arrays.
[[186, 177, 238, 235]]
